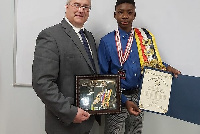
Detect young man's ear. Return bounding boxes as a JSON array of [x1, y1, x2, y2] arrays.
[[114, 12, 116, 19]]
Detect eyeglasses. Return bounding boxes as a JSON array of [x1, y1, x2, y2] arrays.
[[68, 3, 91, 12]]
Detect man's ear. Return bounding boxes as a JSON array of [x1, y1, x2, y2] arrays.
[[114, 12, 116, 19]]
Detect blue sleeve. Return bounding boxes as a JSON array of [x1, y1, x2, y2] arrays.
[[98, 38, 111, 74], [121, 94, 128, 104]]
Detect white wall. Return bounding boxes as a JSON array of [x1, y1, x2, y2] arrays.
[[0, 0, 200, 134], [0, 0, 46, 134]]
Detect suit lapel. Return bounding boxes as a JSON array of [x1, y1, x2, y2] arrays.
[[61, 19, 96, 73]]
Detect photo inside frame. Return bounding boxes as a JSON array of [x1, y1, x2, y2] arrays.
[[76, 75, 121, 114]]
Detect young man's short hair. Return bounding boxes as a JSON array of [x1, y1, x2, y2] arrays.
[[115, 0, 135, 10]]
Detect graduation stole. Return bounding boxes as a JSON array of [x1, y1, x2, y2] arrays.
[[134, 28, 166, 71]]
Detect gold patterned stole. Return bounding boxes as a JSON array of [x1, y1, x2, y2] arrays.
[[134, 28, 166, 71]]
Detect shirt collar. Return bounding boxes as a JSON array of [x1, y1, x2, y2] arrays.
[[118, 27, 134, 38], [65, 17, 84, 34]]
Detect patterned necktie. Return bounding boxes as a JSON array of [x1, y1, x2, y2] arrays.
[[79, 29, 96, 73]]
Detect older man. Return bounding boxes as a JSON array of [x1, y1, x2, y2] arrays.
[[32, 0, 99, 133]]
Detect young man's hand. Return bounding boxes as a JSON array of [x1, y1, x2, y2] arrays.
[[125, 100, 141, 116], [73, 108, 90, 123], [166, 65, 181, 78]]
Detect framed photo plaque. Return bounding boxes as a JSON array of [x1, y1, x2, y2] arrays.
[[139, 67, 173, 114], [76, 75, 121, 114]]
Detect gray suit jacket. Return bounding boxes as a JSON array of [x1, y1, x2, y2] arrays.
[[32, 19, 99, 134]]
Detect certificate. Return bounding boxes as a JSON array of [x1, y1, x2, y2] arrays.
[[76, 75, 121, 114], [139, 68, 173, 114]]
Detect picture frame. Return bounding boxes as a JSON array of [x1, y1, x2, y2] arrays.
[[76, 75, 121, 114]]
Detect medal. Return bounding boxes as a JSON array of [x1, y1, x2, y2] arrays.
[[118, 68, 126, 80]]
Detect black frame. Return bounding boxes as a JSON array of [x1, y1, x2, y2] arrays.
[[76, 75, 121, 114]]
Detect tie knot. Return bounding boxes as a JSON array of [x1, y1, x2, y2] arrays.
[[79, 29, 84, 34]]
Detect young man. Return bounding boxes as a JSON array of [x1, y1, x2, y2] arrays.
[[98, 0, 181, 133], [32, 0, 99, 133]]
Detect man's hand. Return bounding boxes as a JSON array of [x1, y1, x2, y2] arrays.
[[166, 65, 181, 78], [73, 108, 90, 123], [125, 100, 141, 116]]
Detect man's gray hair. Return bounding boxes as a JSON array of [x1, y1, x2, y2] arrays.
[[66, 0, 71, 5], [66, 0, 91, 5]]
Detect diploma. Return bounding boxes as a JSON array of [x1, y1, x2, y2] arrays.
[[139, 68, 173, 114]]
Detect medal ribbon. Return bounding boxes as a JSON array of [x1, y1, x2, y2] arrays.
[[115, 28, 134, 66]]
